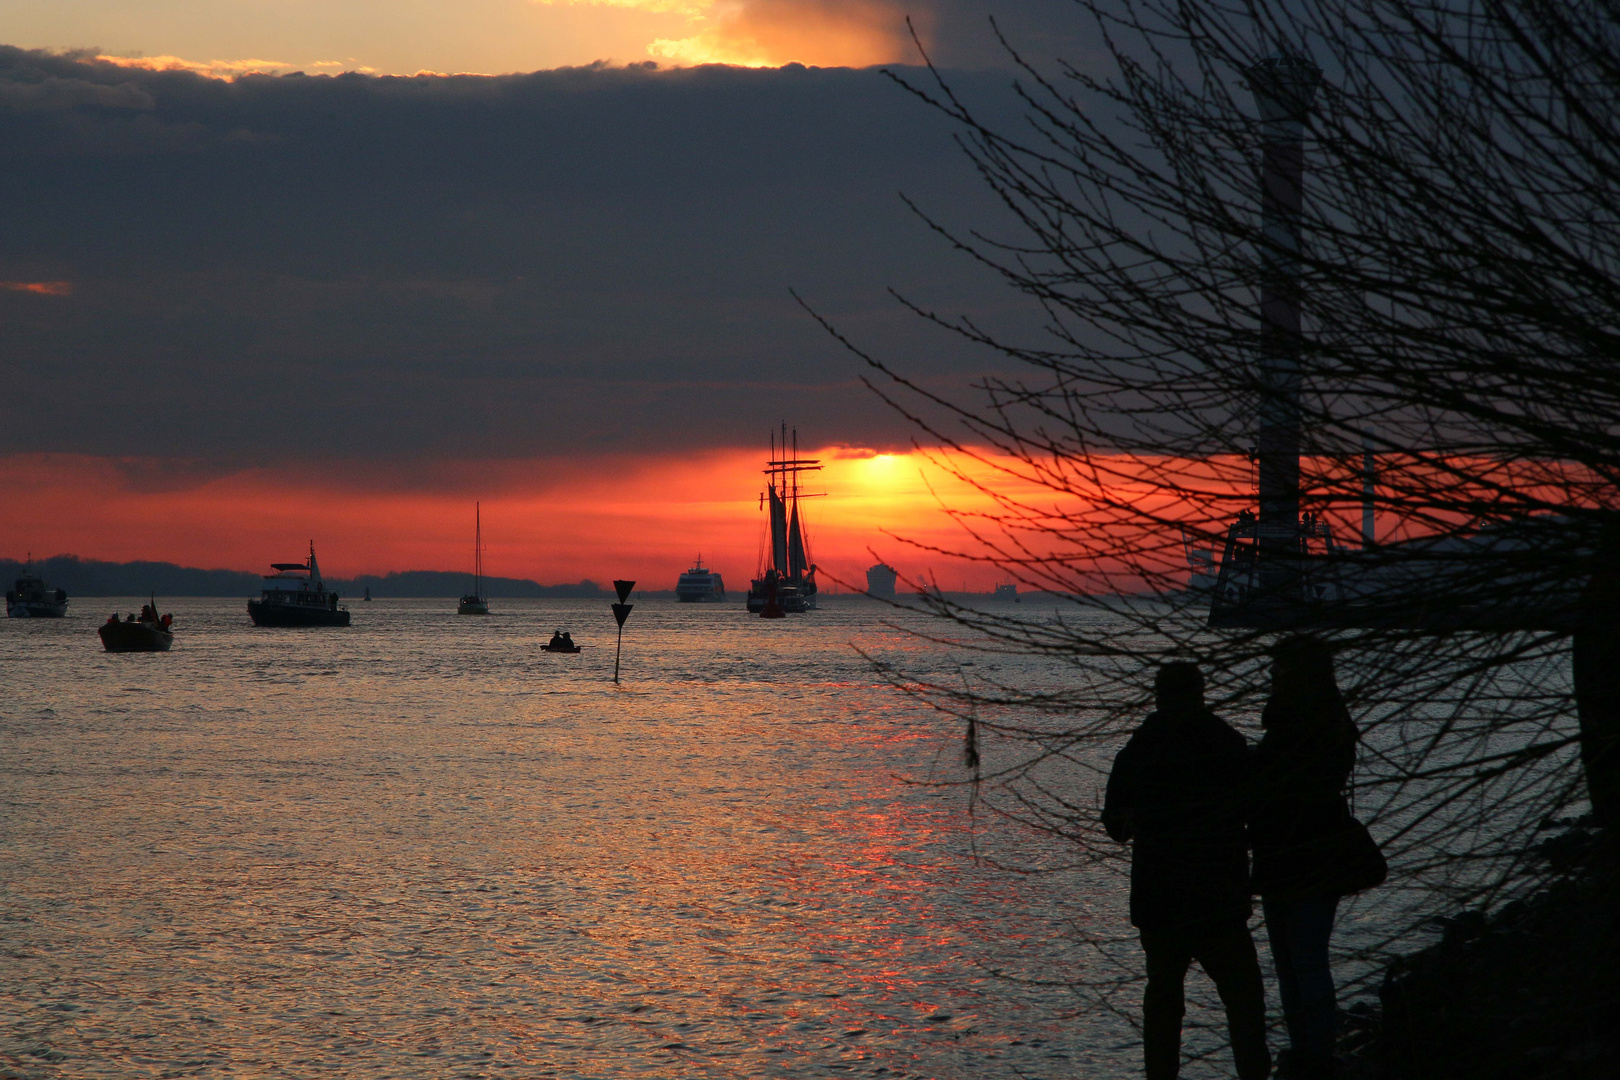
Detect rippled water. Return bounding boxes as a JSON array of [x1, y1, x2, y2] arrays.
[[1, 596, 1136, 1078]]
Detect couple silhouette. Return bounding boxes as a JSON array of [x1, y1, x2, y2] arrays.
[[1103, 638, 1372, 1080]]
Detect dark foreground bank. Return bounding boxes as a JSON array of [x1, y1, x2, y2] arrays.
[[1340, 822, 1618, 1080]]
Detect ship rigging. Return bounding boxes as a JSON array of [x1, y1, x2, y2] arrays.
[[458, 503, 490, 614], [747, 425, 822, 614]]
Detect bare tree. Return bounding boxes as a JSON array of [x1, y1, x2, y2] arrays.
[[816, 0, 1620, 1067]]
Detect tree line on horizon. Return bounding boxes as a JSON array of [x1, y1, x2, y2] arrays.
[[0, 555, 605, 598]]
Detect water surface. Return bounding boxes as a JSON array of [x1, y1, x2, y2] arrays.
[[2, 597, 1130, 1078]]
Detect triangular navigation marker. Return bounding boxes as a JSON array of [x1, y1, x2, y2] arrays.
[[610, 581, 636, 683]]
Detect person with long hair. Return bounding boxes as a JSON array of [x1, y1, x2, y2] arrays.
[[1250, 636, 1362, 1079]]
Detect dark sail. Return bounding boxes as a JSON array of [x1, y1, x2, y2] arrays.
[[770, 484, 790, 574], [788, 500, 808, 580], [748, 425, 824, 615]]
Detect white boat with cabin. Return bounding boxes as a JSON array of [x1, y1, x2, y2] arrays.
[[676, 558, 726, 602]]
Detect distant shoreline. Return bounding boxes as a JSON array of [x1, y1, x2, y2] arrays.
[[5, 555, 1063, 602], [2, 555, 603, 599]]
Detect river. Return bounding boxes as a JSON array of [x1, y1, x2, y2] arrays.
[[2, 595, 1138, 1078]]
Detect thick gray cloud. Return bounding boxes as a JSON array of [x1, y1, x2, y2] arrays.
[[0, 46, 1042, 461]]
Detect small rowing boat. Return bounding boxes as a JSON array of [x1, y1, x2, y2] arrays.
[[99, 600, 174, 652]]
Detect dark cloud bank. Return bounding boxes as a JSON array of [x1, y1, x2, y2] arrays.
[[0, 47, 1038, 463]]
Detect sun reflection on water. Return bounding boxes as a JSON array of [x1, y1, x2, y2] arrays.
[[0, 597, 1129, 1076]]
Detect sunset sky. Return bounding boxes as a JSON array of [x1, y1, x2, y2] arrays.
[[0, 4, 1104, 589], [0, 1, 1091, 73], [1, 447, 1096, 591]]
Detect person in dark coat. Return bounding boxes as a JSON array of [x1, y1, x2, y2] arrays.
[[1572, 522, 1620, 827], [1103, 662, 1271, 1080], [1250, 636, 1360, 1080]]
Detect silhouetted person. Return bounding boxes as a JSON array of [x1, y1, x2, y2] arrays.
[[548, 631, 565, 649], [1103, 662, 1270, 1080], [1573, 523, 1620, 827], [1251, 636, 1360, 1080], [560, 632, 575, 649]]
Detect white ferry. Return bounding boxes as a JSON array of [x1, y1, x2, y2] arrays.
[[866, 563, 898, 599], [676, 558, 726, 602]]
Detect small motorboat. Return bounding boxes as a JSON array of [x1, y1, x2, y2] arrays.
[[542, 631, 582, 653], [99, 601, 174, 653]]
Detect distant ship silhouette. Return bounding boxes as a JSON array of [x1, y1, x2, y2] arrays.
[[747, 425, 821, 614]]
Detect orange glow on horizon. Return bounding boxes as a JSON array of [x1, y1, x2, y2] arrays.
[[11, 445, 1500, 594], [0, 447, 1083, 592]]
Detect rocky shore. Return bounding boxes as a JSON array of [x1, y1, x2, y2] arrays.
[[1338, 823, 1617, 1080]]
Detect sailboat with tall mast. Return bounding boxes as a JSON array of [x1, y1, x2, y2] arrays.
[[746, 425, 821, 614], [458, 503, 490, 614]]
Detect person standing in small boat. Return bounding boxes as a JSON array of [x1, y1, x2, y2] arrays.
[[1250, 636, 1362, 1080]]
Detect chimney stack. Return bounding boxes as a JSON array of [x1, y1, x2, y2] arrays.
[[1248, 53, 1321, 601]]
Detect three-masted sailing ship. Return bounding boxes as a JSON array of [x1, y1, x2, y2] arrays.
[[458, 503, 490, 614], [747, 426, 820, 614]]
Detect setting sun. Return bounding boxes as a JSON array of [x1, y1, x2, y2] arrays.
[[0, 446, 1053, 592]]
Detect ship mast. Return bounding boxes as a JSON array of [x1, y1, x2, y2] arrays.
[[762, 422, 822, 583]]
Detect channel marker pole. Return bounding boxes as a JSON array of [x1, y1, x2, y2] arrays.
[[611, 579, 635, 684]]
